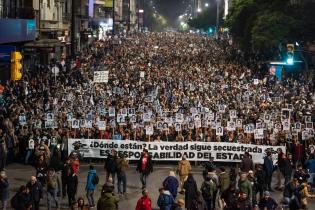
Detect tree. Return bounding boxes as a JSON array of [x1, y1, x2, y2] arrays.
[[226, 0, 315, 53]]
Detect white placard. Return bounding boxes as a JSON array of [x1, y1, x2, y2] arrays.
[[94, 71, 109, 83]]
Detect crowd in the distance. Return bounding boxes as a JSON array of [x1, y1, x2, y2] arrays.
[[0, 32, 314, 209], [0, 32, 314, 166]]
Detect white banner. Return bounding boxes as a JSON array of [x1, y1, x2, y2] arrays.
[[68, 139, 285, 164]]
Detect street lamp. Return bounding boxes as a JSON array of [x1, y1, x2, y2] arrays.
[[197, 8, 202, 13], [205, 3, 209, 7]]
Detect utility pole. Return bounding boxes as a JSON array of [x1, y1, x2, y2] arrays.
[[128, 0, 130, 31], [71, 0, 76, 57], [112, 0, 115, 35], [216, 0, 220, 39]]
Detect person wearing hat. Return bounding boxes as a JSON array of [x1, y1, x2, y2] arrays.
[[97, 183, 119, 210], [136, 149, 153, 189], [0, 171, 9, 210], [177, 155, 191, 194], [258, 191, 278, 210], [162, 171, 179, 199]]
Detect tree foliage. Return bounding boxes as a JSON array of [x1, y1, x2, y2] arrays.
[[225, 0, 315, 52]]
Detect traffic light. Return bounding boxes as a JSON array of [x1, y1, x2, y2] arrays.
[[208, 27, 213, 34], [11, 51, 22, 81], [286, 44, 294, 65]]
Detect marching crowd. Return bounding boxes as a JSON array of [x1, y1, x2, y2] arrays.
[[0, 31, 314, 209]]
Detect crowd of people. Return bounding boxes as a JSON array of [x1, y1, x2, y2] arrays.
[[0, 31, 314, 209]]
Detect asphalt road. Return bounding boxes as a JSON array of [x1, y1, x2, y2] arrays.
[[5, 163, 315, 210]]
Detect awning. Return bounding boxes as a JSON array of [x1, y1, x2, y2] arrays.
[[23, 39, 63, 48]]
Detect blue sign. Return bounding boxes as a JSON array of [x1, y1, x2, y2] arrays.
[[0, 45, 16, 62], [0, 19, 36, 44]]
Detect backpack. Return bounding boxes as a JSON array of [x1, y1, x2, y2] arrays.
[[201, 180, 217, 200], [92, 174, 99, 185]]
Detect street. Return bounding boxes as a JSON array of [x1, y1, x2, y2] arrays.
[[5, 163, 315, 209]]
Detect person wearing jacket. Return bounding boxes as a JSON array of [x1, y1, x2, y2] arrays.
[[218, 167, 230, 195], [97, 183, 119, 210], [136, 189, 152, 210], [263, 152, 274, 191], [304, 155, 315, 185], [0, 171, 9, 210], [191, 191, 207, 210], [255, 164, 266, 200], [282, 154, 293, 186], [12, 185, 31, 210], [35, 154, 48, 186], [157, 188, 174, 210], [67, 169, 78, 207], [26, 176, 43, 210], [85, 165, 97, 208], [275, 148, 285, 191], [238, 173, 252, 207], [162, 171, 179, 199], [136, 149, 153, 189], [283, 178, 299, 204], [46, 168, 61, 210], [200, 175, 217, 210], [293, 164, 310, 184], [177, 155, 191, 193], [116, 153, 129, 195], [183, 173, 198, 210], [258, 191, 278, 210], [240, 152, 254, 173], [104, 150, 118, 184]]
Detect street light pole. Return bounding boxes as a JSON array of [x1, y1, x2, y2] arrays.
[[216, 0, 220, 39]]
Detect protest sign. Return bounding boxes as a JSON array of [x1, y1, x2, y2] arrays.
[[68, 139, 285, 164], [94, 71, 109, 83]]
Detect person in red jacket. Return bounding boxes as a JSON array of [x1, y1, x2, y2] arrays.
[[136, 189, 152, 210]]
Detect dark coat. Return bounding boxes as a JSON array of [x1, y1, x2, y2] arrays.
[[183, 177, 198, 210], [255, 169, 266, 190], [66, 174, 78, 196], [26, 181, 43, 202], [191, 194, 207, 210], [240, 156, 254, 173], [258, 197, 278, 210], [104, 154, 118, 173], [282, 159, 293, 177], [163, 176, 179, 198], [263, 156, 273, 175], [136, 154, 153, 175], [0, 178, 9, 201], [12, 192, 30, 210]]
